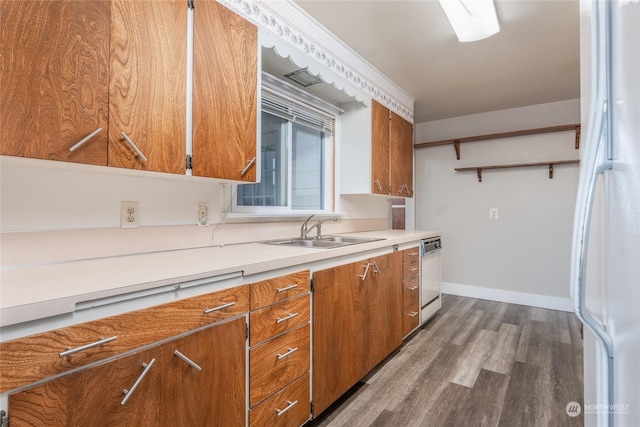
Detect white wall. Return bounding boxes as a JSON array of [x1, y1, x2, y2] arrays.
[[415, 99, 580, 310]]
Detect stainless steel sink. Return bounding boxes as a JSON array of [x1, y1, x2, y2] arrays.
[[263, 235, 384, 249]]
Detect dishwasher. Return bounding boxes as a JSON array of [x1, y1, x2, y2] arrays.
[[420, 237, 442, 324]]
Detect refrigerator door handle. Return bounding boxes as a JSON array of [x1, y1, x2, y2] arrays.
[[570, 1, 614, 425]]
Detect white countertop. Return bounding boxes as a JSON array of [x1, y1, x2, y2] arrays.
[[0, 229, 440, 330]]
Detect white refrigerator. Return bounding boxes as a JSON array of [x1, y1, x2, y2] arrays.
[[572, 1, 640, 426]]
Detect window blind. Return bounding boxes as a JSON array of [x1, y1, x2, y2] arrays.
[[262, 86, 335, 135]]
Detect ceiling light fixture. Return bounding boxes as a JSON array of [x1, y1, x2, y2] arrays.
[[438, 0, 500, 42]]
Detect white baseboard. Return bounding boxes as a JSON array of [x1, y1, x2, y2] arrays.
[[441, 282, 574, 312]]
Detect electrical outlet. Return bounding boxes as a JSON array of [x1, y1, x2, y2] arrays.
[[197, 202, 209, 226], [121, 201, 139, 228], [489, 208, 499, 220]]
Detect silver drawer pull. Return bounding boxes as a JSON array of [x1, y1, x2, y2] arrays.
[[276, 347, 299, 360], [204, 301, 235, 314], [371, 261, 381, 275], [59, 335, 117, 358], [408, 311, 419, 318], [408, 252, 419, 256], [276, 400, 298, 417], [68, 128, 102, 152], [409, 286, 419, 291], [358, 263, 371, 280], [121, 358, 155, 405], [276, 284, 299, 293], [374, 178, 383, 192], [240, 156, 257, 175], [173, 350, 202, 372], [121, 131, 148, 163], [408, 267, 419, 272], [276, 312, 299, 324]]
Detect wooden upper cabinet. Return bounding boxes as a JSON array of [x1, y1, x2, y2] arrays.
[[192, 0, 258, 181], [108, 0, 187, 174], [0, 0, 110, 165], [371, 100, 391, 195], [390, 111, 414, 197]]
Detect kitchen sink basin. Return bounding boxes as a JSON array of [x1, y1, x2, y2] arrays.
[[263, 235, 384, 249]]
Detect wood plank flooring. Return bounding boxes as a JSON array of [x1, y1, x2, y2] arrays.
[[309, 294, 584, 427]]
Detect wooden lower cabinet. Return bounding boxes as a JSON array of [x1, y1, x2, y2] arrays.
[[313, 251, 402, 416], [248, 271, 311, 427], [8, 317, 246, 427]]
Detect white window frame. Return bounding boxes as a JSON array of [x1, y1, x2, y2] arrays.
[[231, 80, 336, 216]]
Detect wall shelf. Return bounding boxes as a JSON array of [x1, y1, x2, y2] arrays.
[[455, 159, 580, 182], [415, 123, 581, 160]]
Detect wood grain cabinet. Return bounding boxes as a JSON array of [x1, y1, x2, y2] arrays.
[[313, 252, 402, 416], [401, 247, 421, 337], [0, 0, 110, 165], [8, 316, 246, 427], [248, 271, 311, 427], [0, 0, 187, 174], [192, 0, 258, 181], [341, 100, 414, 197], [2, 0, 260, 182], [0, 284, 249, 393]]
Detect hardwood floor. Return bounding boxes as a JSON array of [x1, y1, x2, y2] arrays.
[[310, 294, 584, 427]]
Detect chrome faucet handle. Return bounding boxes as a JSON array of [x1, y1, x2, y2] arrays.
[[300, 215, 315, 239], [312, 217, 338, 239]]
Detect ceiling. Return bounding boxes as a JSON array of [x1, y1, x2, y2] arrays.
[[285, 0, 580, 123]]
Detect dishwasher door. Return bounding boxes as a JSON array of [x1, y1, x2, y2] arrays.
[[421, 238, 442, 324]]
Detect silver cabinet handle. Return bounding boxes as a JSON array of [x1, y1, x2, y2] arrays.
[[408, 252, 419, 256], [276, 400, 298, 417], [407, 267, 419, 272], [121, 358, 155, 405], [204, 301, 235, 314], [240, 156, 257, 175], [59, 336, 117, 358], [409, 286, 419, 291], [276, 347, 299, 360], [358, 263, 371, 280], [408, 312, 419, 318], [120, 131, 148, 163], [68, 128, 102, 152], [371, 261, 381, 275], [173, 350, 202, 372], [276, 284, 298, 293], [374, 179, 383, 192], [276, 312, 299, 324]]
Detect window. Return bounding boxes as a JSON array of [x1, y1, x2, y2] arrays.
[[233, 87, 334, 214]]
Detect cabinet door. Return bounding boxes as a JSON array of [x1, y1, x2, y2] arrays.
[[390, 111, 414, 197], [371, 100, 390, 195], [165, 317, 246, 427], [193, 0, 258, 181], [0, 0, 109, 165], [313, 261, 368, 416], [108, 0, 186, 174], [9, 347, 161, 426], [367, 252, 403, 371]]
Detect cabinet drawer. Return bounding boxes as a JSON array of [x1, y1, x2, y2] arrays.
[[250, 271, 310, 310], [250, 294, 310, 346], [0, 285, 249, 393], [249, 373, 310, 427], [403, 263, 419, 280], [402, 278, 420, 308], [250, 325, 310, 407], [402, 248, 420, 265], [402, 302, 420, 337]]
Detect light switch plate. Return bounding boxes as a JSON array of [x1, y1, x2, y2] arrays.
[[489, 208, 499, 220]]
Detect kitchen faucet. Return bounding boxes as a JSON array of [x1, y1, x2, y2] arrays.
[[300, 215, 338, 239]]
